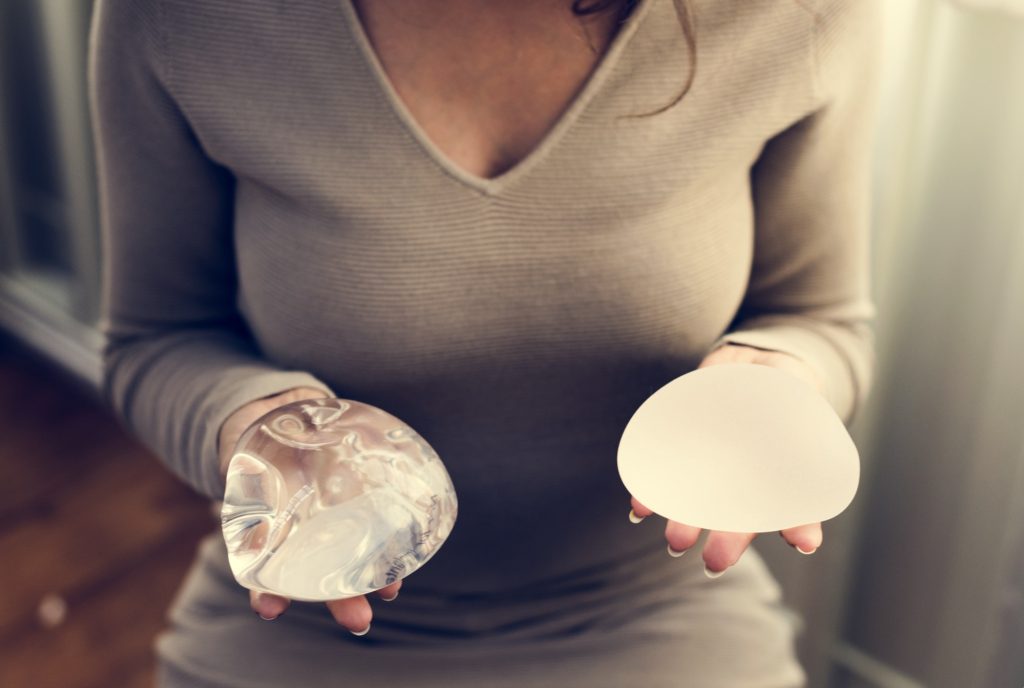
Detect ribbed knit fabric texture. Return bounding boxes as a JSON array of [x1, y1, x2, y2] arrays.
[[88, 0, 879, 683]]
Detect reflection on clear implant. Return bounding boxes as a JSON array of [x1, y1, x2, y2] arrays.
[[221, 398, 458, 601]]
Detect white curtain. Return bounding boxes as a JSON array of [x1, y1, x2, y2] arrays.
[[760, 3, 1024, 686], [839, 1, 1024, 685]]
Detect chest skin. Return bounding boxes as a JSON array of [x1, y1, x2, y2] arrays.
[[159, 0, 815, 402], [349, 0, 627, 180]]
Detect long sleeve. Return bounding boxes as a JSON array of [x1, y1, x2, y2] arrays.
[[87, 0, 336, 500], [707, 0, 883, 425]]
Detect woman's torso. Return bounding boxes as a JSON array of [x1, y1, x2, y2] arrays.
[[157, 0, 820, 637]]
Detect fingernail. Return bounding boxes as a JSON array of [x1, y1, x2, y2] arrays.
[[704, 564, 727, 579], [255, 609, 277, 621], [795, 545, 817, 555], [667, 544, 687, 558], [350, 623, 371, 636], [628, 508, 645, 524], [380, 592, 399, 602]]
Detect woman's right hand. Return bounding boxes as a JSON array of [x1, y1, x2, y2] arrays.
[[217, 386, 402, 635]]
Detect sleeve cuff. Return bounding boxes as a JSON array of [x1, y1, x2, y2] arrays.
[[708, 316, 875, 425]]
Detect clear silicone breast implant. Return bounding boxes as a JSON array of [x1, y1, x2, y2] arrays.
[[220, 398, 458, 601]]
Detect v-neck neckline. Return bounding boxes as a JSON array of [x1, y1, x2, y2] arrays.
[[337, 0, 655, 197]]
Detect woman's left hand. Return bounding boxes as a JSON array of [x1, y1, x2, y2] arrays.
[[627, 343, 825, 578]]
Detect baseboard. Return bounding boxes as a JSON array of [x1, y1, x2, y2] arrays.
[[829, 642, 927, 688]]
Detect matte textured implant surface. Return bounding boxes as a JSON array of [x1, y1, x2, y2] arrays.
[[618, 363, 860, 533]]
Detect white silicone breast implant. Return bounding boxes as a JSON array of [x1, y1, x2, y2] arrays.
[[617, 362, 860, 533]]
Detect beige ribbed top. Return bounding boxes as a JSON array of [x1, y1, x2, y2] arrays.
[[89, 0, 880, 633]]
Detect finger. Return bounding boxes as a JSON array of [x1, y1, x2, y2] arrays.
[[702, 530, 757, 577], [325, 595, 373, 635], [629, 495, 655, 522], [377, 579, 403, 601], [780, 522, 822, 555], [251, 590, 290, 621], [664, 519, 701, 557]]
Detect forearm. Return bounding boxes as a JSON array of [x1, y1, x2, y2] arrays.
[[709, 310, 875, 424], [103, 326, 335, 499]]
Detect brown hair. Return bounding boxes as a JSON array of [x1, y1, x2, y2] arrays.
[[571, 0, 697, 118]]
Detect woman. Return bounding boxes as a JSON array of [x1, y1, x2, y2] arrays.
[[89, 0, 880, 685]]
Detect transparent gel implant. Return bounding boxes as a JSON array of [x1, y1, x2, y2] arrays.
[[221, 398, 458, 601]]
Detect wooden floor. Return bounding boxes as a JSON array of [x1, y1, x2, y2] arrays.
[[0, 332, 217, 688]]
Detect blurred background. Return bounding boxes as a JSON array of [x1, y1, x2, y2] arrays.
[[1, 1, 1023, 686]]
